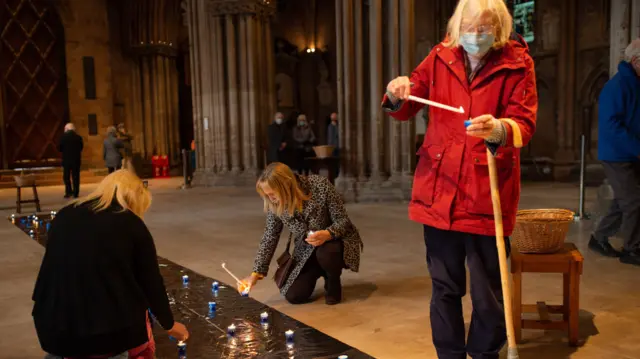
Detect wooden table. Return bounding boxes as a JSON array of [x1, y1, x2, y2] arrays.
[[305, 156, 339, 185], [511, 242, 584, 346]]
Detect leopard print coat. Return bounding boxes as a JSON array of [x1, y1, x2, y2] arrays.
[[252, 174, 363, 296]]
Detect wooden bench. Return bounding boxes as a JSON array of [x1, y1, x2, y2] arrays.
[[511, 242, 584, 346]]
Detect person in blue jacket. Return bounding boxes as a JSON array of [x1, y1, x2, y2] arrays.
[[591, 38, 640, 266]]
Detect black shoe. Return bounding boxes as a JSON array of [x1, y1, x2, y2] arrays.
[[324, 277, 342, 305], [620, 250, 640, 266], [588, 235, 621, 257]]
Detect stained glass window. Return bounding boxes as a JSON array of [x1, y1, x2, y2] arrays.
[[513, 0, 535, 43]]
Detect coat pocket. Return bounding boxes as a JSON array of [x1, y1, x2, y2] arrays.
[[465, 150, 516, 216], [412, 145, 445, 206]]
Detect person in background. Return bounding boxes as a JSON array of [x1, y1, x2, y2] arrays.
[[267, 112, 288, 164], [239, 163, 363, 305], [293, 114, 316, 175], [116, 123, 133, 168], [104, 126, 124, 173], [58, 123, 83, 199], [33, 170, 189, 359], [382, 0, 538, 357], [327, 112, 340, 177], [591, 38, 640, 266]]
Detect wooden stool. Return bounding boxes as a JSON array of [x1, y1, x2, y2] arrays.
[[16, 184, 42, 214], [511, 242, 584, 346]]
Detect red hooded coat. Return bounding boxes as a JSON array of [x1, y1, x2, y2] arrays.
[[383, 35, 538, 236]]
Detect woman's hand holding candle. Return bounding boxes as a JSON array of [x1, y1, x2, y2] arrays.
[[167, 321, 189, 341], [237, 273, 260, 294], [465, 114, 500, 139], [305, 230, 331, 247]]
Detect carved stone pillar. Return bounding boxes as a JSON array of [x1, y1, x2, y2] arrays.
[[128, 0, 182, 163], [400, 0, 415, 197], [388, 0, 402, 181], [188, 0, 276, 186]]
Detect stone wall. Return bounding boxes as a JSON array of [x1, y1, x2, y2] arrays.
[[57, 0, 115, 168]]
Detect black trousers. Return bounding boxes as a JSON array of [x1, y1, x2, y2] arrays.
[[594, 161, 640, 253], [63, 165, 80, 197], [424, 225, 510, 359], [285, 240, 344, 304]]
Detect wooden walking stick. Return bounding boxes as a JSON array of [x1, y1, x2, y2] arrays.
[[487, 147, 519, 359]]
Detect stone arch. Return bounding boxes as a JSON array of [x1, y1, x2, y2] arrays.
[[579, 65, 609, 159], [529, 77, 557, 158]]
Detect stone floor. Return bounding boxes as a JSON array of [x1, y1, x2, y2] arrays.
[[0, 178, 638, 359]]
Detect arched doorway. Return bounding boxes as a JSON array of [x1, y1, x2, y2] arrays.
[[0, 0, 70, 169]]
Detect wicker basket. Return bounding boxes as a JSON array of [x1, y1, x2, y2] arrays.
[[313, 145, 335, 158], [511, 209, 575, 254]]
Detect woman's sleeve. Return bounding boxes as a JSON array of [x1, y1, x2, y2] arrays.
[[132, 219, 175, 330], [252, 211, 284, 276], [380, 51, 434, 121], [500, 55, 538, 148], [323, 178, 354, 239]]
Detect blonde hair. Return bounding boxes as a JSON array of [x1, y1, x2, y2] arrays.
[[73, 169, 151, 219], [444, 0, 513, 49], [256, 163, 310, 217]]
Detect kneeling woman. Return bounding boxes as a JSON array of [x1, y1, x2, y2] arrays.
[[240, 163, 363, 305]]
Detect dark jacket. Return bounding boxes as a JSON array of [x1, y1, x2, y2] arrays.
[[252, 175, 363, 296], [598, 61, 640, 162], [58, 130, 84, 167], [103, 134, 124, 168], [267, 122, 287, 163], [32, 203, 174, 357]]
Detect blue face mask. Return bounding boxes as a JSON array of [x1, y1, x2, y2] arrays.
[[460, 33, 495, 56]]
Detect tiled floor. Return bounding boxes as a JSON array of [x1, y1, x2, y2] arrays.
[[0, 178, 638, 358]]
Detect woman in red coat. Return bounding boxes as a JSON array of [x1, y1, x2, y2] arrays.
[[382, 0, 537, 358]]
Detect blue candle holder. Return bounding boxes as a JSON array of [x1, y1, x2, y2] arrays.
[[227, 324, 236, 337], [285, 330, 294, 343], [178, 341, 186, 358], [260, 312, 269, 325], [208, 301, 216, 312], [464, 120, 472, 127], [182, 275, 189, 285], [212, 281, 219, 291]]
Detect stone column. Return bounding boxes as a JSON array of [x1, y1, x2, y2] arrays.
[[226, 15, 241, 173], [368, 0, 383, 183], [186, 0, 205, 172], [335, 0, 346, 177], [554, 0, 578, 168], [400, 0, 415, 197], [354, 0, 365, 181], [129, 0, 182, 165], [189, 0, 276, 186], [387, 0, 402, 181], [610, 0, 640, 76]]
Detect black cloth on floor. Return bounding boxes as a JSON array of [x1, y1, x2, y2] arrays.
[[32, 202, 174, 357]]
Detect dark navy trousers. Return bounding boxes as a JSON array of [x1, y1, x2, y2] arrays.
[[424, 225, 510, 359]]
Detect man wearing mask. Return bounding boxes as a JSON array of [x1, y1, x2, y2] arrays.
[[591, 38, 640, 266], [267, 112, 288, 164], [58, 123, 83, 199], [327, 112, 340, 176]]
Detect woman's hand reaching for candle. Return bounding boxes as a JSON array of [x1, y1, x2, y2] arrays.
[[306, 230, 331, 247], [238, 273, 260, 294]]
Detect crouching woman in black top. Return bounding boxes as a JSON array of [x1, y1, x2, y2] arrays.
[[32, 170, 189, 358]]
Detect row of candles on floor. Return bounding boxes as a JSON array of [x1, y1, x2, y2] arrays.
[[174, 275, 352, 359]]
